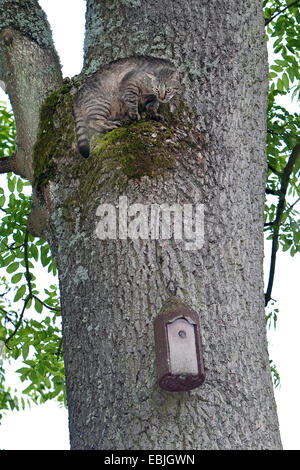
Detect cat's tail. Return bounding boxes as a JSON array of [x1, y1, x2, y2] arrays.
[[73, 104, 90, 158]]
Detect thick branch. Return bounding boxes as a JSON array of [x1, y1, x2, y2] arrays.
[[0, 0, 63, 182], [0, 150, 34, 178], [265, 142, 300, 306], [84, 0, 175, 72], [0, 155, 16, 174]]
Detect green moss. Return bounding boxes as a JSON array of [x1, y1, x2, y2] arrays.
[[91, 120, 176, 179], [61, 117, 179, 225], [32, 80, 75, 192]]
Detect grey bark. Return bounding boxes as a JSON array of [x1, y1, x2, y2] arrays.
[[0, 0, 282, 450], [0, 1, 62, 181]]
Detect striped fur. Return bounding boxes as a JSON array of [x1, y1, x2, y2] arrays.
[[73, 57, 181, 158]]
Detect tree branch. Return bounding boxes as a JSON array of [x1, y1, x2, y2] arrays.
[[268, 163, 282, 177], [0, 0, 63, 182], [265, 0, 300, 25], [24, 230, 33, 297], [32, 294, 60, 313], [265, 142, 300, 306], [266, 187, 280, 196], [0, 155, 16, 174], [0, 151, 30, 178], [0, 305, 9, 315], [4, 296, 30, 349], [264, 221, 275, 227], [287, 196, 300, 214], [267, 128, 299, 142]]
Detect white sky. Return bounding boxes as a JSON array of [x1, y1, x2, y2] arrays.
[[0, 0, 299, 450]]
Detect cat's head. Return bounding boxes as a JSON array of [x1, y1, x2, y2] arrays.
[[150, 70, 181, 103]]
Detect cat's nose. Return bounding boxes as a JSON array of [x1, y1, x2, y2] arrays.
[[159, 93, 166, 101]]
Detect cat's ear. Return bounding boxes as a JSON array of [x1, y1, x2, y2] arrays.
[[145, 73, 155, 81], [172, 71, 183, 82]]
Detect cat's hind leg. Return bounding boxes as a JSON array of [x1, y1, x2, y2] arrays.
[[86, 98, 119, 134], [88, 119, 121, 133], [145, 99, 163, 121]]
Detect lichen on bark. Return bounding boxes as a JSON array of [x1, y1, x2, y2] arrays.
[[0, 0, 56, 50]]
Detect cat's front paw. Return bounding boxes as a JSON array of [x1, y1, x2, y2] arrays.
[[149, 112, 163, 121], [128, 110, 141, 121]]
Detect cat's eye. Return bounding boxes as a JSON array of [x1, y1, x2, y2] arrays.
[[166, 88, 172, 93]]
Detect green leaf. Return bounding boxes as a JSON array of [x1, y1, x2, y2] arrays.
[[34, 297, 43, 314], [7, 262, 19, 274], [22, 343, 29, 361], [270, 65, 283, 73], [7, 175, 16, 192], [16, 367, 31, 375], [282, 72, 289, 90], [277, 78, 284, 92], [17, 178, 24, 193], [14, 284, 26, 302], [41, 246, 50, 267], [287, 67, 295, 83], [37, 363, 45, 376], [30, 244, 39, 262], [22, 384, 34, 395], [29, 370, 38, 383], [282, 240, 292, 251], [44, 375, 51, 389], [11, 272, 22, 284]]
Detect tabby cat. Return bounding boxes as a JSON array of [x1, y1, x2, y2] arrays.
[[73, 56, 181, 158]]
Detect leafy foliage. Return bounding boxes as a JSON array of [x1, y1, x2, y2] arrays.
[[0, 103, 65, 419], [0, 103, 15, 158], [263, 0, 300, 387], [270, 360, 281, 388], [264, 0, 300, 101], [264, 0, 300, 255], [265, 99, 300, 256]]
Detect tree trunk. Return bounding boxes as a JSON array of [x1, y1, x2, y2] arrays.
[[0, 0, 282, 449]]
